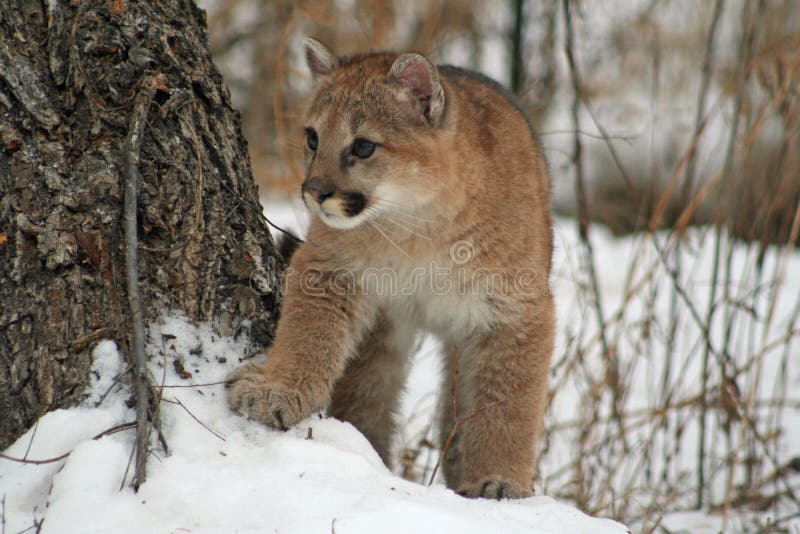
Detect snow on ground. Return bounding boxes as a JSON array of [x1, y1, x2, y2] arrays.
[[0, 198, 632, 533], [0, 205, 629, 533], [4, 197, 798, 533], [1, 314, 627, 534]]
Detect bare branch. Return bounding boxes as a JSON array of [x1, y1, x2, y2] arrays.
[[124, 74, 159, 491]]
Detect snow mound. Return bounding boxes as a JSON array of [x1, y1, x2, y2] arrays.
[[1, 313, 628, 534]]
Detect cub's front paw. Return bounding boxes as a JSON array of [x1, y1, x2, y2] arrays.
[[456, 476, 533, 500], [225, 363, 308, 430]]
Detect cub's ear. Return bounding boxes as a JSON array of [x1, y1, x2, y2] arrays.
[[388, 53, 445, 125], [304, 37, 339, 80]]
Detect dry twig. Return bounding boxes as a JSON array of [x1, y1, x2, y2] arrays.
[[124, 74, 159, 490]]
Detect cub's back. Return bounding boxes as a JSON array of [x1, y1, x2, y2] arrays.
[[437, 65, 541, 146], [436, 64, 552, 264], [438, 65, 549, 190]]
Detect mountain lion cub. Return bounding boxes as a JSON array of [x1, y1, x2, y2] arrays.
[[227, 38, 554, 499]]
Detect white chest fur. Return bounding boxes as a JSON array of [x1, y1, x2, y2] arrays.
[[360, 254, 496, 341]]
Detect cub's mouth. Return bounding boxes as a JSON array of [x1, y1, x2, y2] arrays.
[[302, 182, 369, 230]]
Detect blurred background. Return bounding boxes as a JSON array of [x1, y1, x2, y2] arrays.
[[195, 1, 800, 531], [198, 0, 799, 245]]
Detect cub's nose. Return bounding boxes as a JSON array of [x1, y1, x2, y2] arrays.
[[302, 177, 334, 204]]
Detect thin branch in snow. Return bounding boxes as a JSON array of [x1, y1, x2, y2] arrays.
[[164, 398, 227, 442], [124, 73, 159, 491], [154, 380, 230, 389], [0, 423, 136, 465], [21, 421, 39, 461], [95, 365, 134, 408], [0, 450, 68, 466]]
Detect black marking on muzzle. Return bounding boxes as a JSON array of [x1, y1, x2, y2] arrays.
[[342, 192, 367, 216]]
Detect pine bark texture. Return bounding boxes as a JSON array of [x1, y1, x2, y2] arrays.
[[0, 0, 282, 449]]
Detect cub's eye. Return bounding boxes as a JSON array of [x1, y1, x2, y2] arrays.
[[305, 128, 318, 151], [352, 138, 376, 159]]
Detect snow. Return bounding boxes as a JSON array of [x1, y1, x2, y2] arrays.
[[3, 199, 798, 532], [1, 312, 628, 533], [0, 278, 630, 532], [84, 340, 126, 407]]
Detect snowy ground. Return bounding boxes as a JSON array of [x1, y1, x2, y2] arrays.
[[1, 319, 627, 534], [2, 198, 798, 533], [0, 199, 630, 534]]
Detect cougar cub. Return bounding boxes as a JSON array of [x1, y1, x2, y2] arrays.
[[227, 37, 554, 500]]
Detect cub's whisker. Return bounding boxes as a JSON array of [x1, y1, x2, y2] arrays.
[[363, 206, 385, 223], [372, 199, 436, 224], [367, 220, 411, 259], [380, 208, 431, 229], [371, 196, 428, 214], [367, 203, 431, 232], [381, 214, 432, 240]]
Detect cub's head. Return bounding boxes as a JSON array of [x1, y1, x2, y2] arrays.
[[299, 37, 447, 230]]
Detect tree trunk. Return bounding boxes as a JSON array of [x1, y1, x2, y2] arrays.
[[0, 0, 282, 449]]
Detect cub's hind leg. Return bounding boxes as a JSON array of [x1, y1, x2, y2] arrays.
[[328, 313, 413, 467], [457, 299, 554, 500]]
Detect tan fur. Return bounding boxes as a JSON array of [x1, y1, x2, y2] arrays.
[[227, 38, 555, 500]]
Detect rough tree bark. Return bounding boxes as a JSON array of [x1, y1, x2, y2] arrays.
[[0, 0, 282, 449]]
